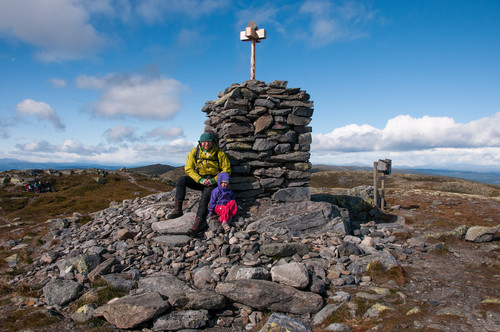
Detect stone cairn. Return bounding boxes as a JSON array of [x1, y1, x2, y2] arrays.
[[202, 79, 313, 200]]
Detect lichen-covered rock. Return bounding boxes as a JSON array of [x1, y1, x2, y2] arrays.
[[94, 291, 169, 329], [215, 279, 323, 314], [43, 279, 83, 306], [465, 225, 499, 242], [258, 313, 312, 332]]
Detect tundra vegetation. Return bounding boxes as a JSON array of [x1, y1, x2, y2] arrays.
[[0, 167, 498, 331]]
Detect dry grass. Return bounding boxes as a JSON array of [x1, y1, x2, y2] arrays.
[[0, 307, 62, 332], [3, 172, 172, 224], [0, 170, 173, 281], [0, 170, 173, 230], [367, 261, 406, 286], [315, 298, 375, 332], [310, 171, 500, 197]]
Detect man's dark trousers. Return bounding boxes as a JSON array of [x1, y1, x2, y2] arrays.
[[175, 175, 216, 221]]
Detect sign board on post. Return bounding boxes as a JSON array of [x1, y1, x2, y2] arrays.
[[377, 159, 392, 175]]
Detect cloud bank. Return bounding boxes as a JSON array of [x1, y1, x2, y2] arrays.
[[312, 112, 500, 168], [313, 112, 500, 152], [13, 138, 195, 166], [77, 74, 185, 120], [7, 112, 500, 169]]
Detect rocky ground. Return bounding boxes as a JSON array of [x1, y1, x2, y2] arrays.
[[0, 172, 499, 332]]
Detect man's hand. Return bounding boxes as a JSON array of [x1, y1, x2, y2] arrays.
[[201, 178, 212, 186]]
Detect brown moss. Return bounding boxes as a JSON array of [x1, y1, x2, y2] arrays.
[[367, 261, 406, 286], [14, 283, 41, 297], [1, 307, 62, 332], [311, 170, 500, 197], [2, 171, 172, 225]]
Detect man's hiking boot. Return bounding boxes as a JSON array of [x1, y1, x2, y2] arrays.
[[167, 201, 183, 219], [187, 217, 207, 237]]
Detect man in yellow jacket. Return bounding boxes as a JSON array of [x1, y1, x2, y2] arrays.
[[167, 131, 231, 236]]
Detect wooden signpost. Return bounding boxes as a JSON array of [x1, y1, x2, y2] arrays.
[[373, 159, 392, 211], [240, 21, 266, 80]]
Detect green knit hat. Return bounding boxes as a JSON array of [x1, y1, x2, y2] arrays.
[[199, 132, 213, 142]]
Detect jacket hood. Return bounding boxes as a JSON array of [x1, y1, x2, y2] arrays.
[[217, 172, 231, 187]]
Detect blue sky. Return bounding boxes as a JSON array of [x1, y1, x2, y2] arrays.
[[1, 0, 499, 170]]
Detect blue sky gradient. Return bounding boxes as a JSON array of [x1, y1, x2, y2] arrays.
[[1, 0, 499, 170]]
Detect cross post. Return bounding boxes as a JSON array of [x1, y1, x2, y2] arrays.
[[240, 21, 266, 80]]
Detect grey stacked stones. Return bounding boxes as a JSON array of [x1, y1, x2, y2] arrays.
[[202, 80, 313, 199]]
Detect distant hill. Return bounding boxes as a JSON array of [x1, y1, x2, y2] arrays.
[[0, 158, 122, 172], [311, 165, 372, 173], [127, 164, 177, 177], [312, 164, 500, 186], [2, 159, 499, 185]]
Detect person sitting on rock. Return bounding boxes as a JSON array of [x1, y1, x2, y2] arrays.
[[207, 172, 237, 233], [167, 131, 231, 236]]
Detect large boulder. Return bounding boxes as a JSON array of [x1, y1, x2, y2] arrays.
[[153, 309, 210, 331], [246, 201, 349, 237], [215, 279, 323, 314], [465, 225, 499, 242], [138, 272, 193, 298], [94, 291, 170, 329], [43, 279, 83, 306], [151, 212, 196, 234], [271, 262, 310, 289]]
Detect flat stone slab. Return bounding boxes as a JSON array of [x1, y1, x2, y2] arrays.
[[152, 235, 192, 246], [216, 279, 323, 315], [151, 212, 195, 234]]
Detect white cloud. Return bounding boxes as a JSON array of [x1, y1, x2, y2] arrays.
[[11, 137, 195, 166], [0, 0, 232, 62], [311, 147, 500, 169], [136, 0, 230, 22], [313, 123, 380, 152], [17, 140, 56, 153], [313, 112, 500, 153], [236, 5, 280, 30], [299, 0, 376, 46], [130, 139, 195, 164], [80, 0, 115, 15], [75, 75, 109, 89], [50, 78, 67, 88], [146, 127, 184, 140], [0, 118, 11, 139], [16, 139, 102, 156], [16, 99, 65, 130], [76, 74, 185, 120], [0, 0, 106, 61], [312, 112, 500, 169], [104, 125, 137, 143], [59, 139, 102, 155]]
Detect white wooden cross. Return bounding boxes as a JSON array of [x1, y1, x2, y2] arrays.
[[240, 21, 266, 80]]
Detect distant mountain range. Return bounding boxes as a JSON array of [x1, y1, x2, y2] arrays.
[[0, 158, 124, 172], [1, 158, 499, 186]]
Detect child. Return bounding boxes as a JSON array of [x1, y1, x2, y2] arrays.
[[208, 172, 237, 232]]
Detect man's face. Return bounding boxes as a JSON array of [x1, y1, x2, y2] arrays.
[[201, 140, 213, 150]]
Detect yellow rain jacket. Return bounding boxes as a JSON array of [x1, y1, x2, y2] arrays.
[[185, 144, 231, 185]]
